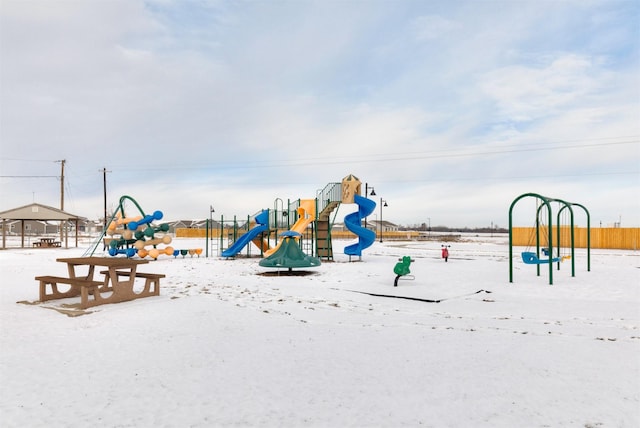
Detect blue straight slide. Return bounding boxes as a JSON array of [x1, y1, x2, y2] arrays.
[[344, 194, 377, 257], [221, 210, 269, 257]]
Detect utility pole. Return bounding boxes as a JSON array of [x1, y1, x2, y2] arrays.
[[56, 159, 66, 246], [57, 159, 66, 210], [101, 167, 111, 232], [101, 168, 111, 250]]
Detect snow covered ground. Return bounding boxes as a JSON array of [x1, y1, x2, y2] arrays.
[[1, 235, 638, 427]]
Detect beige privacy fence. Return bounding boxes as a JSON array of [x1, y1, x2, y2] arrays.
[[510, 227, 640, 250], [177, 228, 421, 240], [177, 227, 639, 250]]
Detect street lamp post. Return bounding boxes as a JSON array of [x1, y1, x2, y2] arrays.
[[207, 205, 214, 257], [379, 198, 388, 243], [364, 183, 376, 229]]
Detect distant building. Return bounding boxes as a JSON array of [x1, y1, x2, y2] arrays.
[[368, 220, 399, 233], [333, 220, 398, 233], [164, 219, 223, 233]]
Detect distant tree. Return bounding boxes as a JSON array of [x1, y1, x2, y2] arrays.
[[398, 224, 507, 233]]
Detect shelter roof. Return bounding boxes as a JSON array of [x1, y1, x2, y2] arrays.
[[0, 203, 83, 221]]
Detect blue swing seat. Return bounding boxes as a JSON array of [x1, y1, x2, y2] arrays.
[[521, 251, 560, 265]]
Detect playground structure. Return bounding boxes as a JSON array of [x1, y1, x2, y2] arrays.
[[213, 174, 377, 263], [508, 192, 591, 285], [88, 195, 178, 259], [259, 231, 321, 271], [343, 195, 376, 258], [264, 199, 316, 258], [220, 210, 269, 258], [173, 248, 203, 258]]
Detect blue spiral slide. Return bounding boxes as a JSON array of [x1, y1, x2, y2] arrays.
[[344, 194, 377, 257], [221, 210, 269, 257]]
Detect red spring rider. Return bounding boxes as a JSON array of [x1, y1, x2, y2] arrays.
[[441, 245, 450, 262]]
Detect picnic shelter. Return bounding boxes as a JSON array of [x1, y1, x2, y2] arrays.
[[0, 203, 83, 249]]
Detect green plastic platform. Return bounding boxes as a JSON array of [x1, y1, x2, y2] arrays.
[[259, 233, 321, 271]]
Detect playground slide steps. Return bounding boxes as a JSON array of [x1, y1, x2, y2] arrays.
[[318, 201, 341, 221], [316, 201, 340, 261], [316, 220, 333, 261]]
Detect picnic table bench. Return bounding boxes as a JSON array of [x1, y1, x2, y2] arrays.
[[34, 275, 105, 305], [33, 238, 62, 248], [99, 270, 165, 296], [35, 257, 163, 309]]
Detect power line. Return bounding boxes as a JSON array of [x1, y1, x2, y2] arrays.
[[1, 137, 637, 175], [0, 175, 58, 178], [376, 170, 639, 185], [104, 138, 638, 171], [0, 158, 59, 162]]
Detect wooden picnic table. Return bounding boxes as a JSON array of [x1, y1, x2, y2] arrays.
[[35, 257, 164, 309], [33, 238, 61, 248]]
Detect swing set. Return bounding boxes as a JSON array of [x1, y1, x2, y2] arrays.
[[508, 192, 591, 285], [520, 210, 572, 265]]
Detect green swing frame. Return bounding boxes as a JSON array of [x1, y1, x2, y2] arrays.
[[508, 192, 591, 285]]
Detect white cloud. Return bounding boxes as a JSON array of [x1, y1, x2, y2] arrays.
[[480, 54, 598, 122]]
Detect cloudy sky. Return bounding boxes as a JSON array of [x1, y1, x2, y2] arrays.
[[1, 0, 638, 228]]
